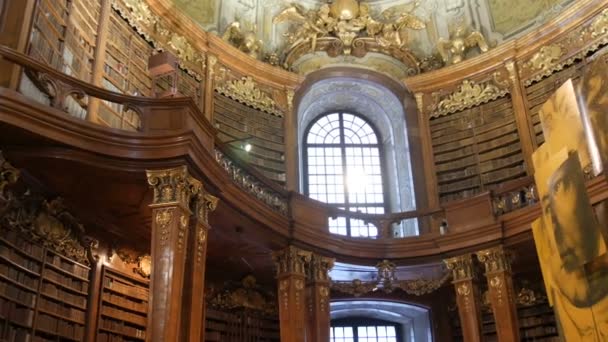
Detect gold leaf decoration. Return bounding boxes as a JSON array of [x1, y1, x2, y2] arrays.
[[216, 76, 283, 117], [431, 79, 509, 117]]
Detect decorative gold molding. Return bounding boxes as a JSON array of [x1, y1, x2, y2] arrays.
[[444, 254, 476, 282], [331, 279, 376, 297], [146, 166, 201, 208], [430, 79, 509, 118], [272, 245, 312, 277], [477, 246, 513, 274], [307, 254, 335, 282], [526, 44, 564, 73], [208, 275, 278, 315], [155, 208, 173, 246], [135, 254, 152, 278], [216, 76, 283, 117], [0, 151, 19, 198], [399, 271, 452, 296]]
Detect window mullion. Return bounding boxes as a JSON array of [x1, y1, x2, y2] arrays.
[[339, 113, 351, 236]]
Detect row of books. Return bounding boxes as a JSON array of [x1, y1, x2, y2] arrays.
[[102, 292, 147, 313], [44, 267, 89, 293], [101, 306, 146, 327], [0, 279, 37, 307], [521, 325, 558, 338], [0, 324, 32, 342], [97, 331, 143, 342], [104, 277, 148, 301], [100, 317, 146, 339], [42, 282, 87, 308], [39, 297, 86, 323], [0, 244, 42, 274], [1, 232, 44, 260], [36, 313, 85, 340], [0, 297, 35, 326], [0, 263, 39, 290], [46, 252, 89, 279]]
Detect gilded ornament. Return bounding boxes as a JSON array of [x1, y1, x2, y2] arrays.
[[526, 44, 563, 72], [155, 209, 172, 247], [590, 9, 608, 38], [477, 246, 512, 274], [444, 254, 475, 282], [216, 77, 283, 117], [135, 255, 152, 278], [147, 166, 202, 207], [308, 254, 335, 282], [222, 21, 264, 59], [398, 271, 451, 296], [0, 152, 19, 198], [489, 275, 502, 288], [457, 283, 471, 296], [437, 19, 489, 64], [273, 1, 426, 65], [431, 79, 509, 118], [273, 246, 312, 277], [208, 275, 278, 315]]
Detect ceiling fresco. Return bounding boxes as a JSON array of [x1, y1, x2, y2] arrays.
[[171, 0, 573, 76]]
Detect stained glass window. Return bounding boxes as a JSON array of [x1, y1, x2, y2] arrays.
[[304, 113, 386, 237]]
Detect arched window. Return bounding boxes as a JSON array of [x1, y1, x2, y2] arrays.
[[304, 113, 387, 237]]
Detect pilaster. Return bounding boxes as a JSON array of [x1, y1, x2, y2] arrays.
[[444, 254, 483, 342], [146, 166, 201, 342], [477, 246, 520, 342], [204, 54, 218, 122], [273, 245, 312, 342], [306, 254, 334, 342], [180, 190, 218, 342]]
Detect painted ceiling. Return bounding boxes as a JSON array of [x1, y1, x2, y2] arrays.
[[172, 0, 573, 76]]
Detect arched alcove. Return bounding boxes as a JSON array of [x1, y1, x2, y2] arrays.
[[294, 68, 427, 236], [330, 300, 432, 342]]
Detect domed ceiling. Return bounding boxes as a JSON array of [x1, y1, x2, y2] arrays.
[[172, 0, 573, 76]]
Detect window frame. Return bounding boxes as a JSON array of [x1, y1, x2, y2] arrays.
[[331, 318, 402, 342], [303, 111, 390, 237]]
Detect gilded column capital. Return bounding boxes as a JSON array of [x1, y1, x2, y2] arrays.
[[146, 166, 201, 209], [308, 254, 335, 283], [444, 254, 476, 282], [193, 192, 219, 224], [0, 152, 19, 197], [477, 246, 513, 274], [273, 245, 312, 278]]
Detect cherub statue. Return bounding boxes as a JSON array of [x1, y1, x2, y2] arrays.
[[222, 21, 264, 59], [437, 20, 489, 64], [375, 1, 426, 49], [273, 4, 335, 52]]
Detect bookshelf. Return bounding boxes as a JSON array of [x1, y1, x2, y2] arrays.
[[430, 95, 526, 202], [96, 267, 149, 342], [518, 304, 559, 341], [0, 229, 90, 342], [27, 0, 101, 120], [99, 9, 154, 131]]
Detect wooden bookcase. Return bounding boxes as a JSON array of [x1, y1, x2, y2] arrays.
[[98, 9, 154, 131], [0, 229, 89, 342], [205, 308, 279, 341], [518, 303, 559, 341], [95, 266, 149, 342], [27, 0, 101, 120], [214, 92, 286, 185], [430, 95, 526, 202]]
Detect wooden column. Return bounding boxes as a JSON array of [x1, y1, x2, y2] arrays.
[[180, 190, 218, 342], [146, 166, 202, 342], [273, 246, 312, 342], [477, 246, 520, 342], [505, 60, 536, 174], [86, 0, 112, 124], [0, 0, 35, 89], [285, 89, 298, 191], [306, 254, 334, 342], [203, 54, 217, 122], [444, 254, 483, 342]]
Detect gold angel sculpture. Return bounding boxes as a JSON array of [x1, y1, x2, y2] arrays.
[[273, 0, 426, 54], [222, 21, 264, 59], [437, 22, 489, 64]]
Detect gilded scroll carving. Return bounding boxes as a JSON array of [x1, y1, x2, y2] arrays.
[[430, 79, 509, 117], [215, 76, 283, 117], [208, 275, 278, 315], [477, 246, 513, 274]]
